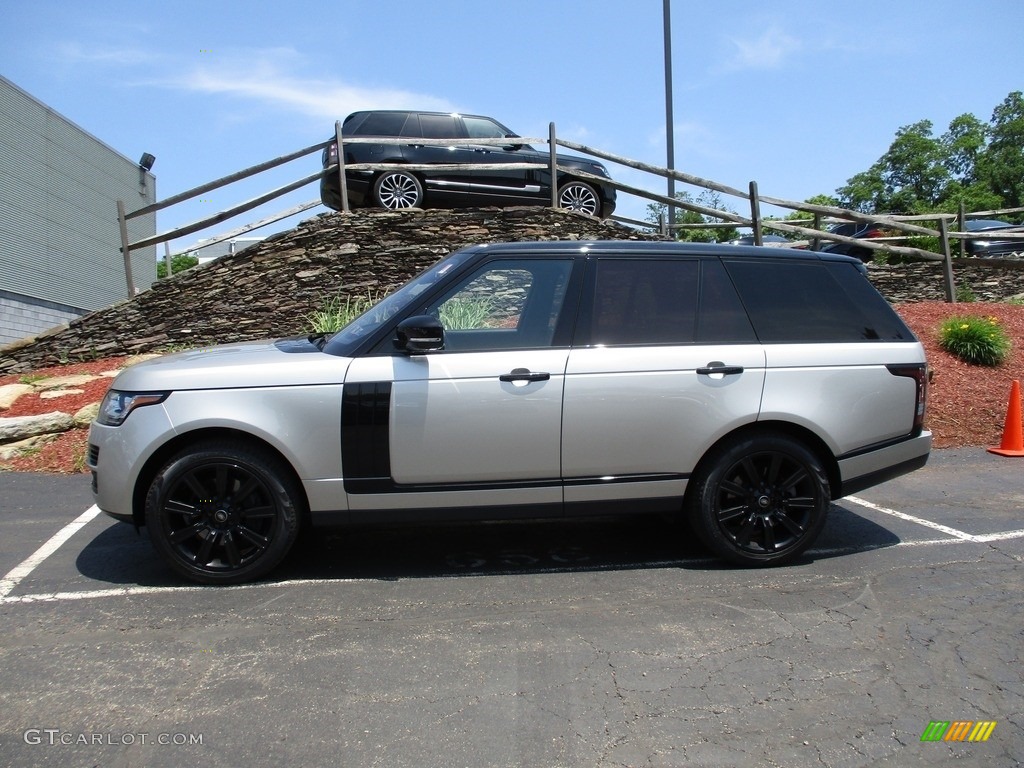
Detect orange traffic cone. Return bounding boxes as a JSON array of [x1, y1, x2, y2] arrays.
[[988, 379, 1024, 457]]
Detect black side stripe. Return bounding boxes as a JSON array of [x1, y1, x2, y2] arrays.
[[341, 382, 392, 490]]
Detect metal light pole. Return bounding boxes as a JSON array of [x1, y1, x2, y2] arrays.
[[663, 0, 676, 236]]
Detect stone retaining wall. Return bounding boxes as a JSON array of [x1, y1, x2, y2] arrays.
[[2, 206, 1022, 374]]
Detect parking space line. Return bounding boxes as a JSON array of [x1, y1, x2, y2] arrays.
[[0, 504, 102, 601], [2, 501, 1023, 606], [845, 495, 1024, 543]]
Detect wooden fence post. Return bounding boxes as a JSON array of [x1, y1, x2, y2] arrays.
[[335, 120, 350, 213], [958, 201, 966, 258], [939, 216, 956, 303], [549, 123, 558, 210], [116, 200, 136, 297], [749, 181, 762, 245]]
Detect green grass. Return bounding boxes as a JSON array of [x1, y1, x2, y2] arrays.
[[439, 297, 494, 329], [307, 292, 380, 334]]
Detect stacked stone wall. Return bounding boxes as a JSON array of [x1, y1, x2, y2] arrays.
[[2, 206, 1023, 374]]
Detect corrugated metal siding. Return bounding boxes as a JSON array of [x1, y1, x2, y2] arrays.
[[0, 76, 156, 311]]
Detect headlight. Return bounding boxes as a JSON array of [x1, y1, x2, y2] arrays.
[[97, 390, 169, 426]]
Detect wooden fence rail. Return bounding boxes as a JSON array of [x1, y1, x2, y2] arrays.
[[117, 121, 1022, 301]]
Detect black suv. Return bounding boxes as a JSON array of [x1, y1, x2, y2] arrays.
[[320, 110, 616, 218]]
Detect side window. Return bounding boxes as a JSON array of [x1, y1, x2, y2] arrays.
[[697, 260, 757, 342], [463, 117, 510, 140], [590, 259, 699, 345], [353, 112, 408, 137], [417, 114, 460, 139], [824, 262, 914, 340], [424, 259, 573, 351], [724, 259, 899, 342]]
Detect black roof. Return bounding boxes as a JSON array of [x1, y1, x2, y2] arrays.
[[466, 240, 863, 264]]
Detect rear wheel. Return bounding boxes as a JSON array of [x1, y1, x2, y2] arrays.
[[144, 440, 302, 584], [557, 180, 601, 217], [372, 170, 424, 209], [687, 433, 830, 566]]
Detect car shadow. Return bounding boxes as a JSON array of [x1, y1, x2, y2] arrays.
[[76, 501, 902, 587]]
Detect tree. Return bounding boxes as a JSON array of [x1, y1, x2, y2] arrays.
[[645, 189, 739, 242], [156, 254, 199, 279], [869, 120, 949, 213], [835, 91, 1024, 217], [941, 113, 987, 184], [977, 91, 1024, 209]]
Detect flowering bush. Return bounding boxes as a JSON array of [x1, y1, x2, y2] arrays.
[[938, 315, 1011, 366]]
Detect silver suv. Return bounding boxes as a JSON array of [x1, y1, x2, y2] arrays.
[[88, 241, 931, 584]]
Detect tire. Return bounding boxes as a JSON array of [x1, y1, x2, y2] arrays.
[[144, 440, 302, 584], [687, 433, 830, 566], [372, 170, 424, 209], [557, 180, 601, 217]]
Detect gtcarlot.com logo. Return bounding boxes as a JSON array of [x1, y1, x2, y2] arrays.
[[23, 729, 203, 746], [921, 720, 997, 742]]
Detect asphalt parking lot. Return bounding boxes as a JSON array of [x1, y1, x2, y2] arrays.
[[1, 448, 1022, 768]]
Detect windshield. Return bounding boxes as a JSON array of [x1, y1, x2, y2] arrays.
[[322, 249, 477, 356]]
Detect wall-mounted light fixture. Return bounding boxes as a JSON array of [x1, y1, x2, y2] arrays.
[[138, 152, 155, 194]]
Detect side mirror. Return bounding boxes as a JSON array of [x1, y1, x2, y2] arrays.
[[395, 315, 444, 354], [504, 133, 523, 151]]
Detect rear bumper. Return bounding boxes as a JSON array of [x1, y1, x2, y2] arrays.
[[319, 172, 371, 211], [836, 431, 932, 497]]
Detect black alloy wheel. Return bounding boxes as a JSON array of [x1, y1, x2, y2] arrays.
[[145, 441, 302, 584], [687, 433, 830, 566], [557, 181, 601, 217], [372, 170, 424, 209]]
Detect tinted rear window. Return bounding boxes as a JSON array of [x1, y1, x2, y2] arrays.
[[350, 112, 409, 137], [589, 259, 699, 345], [414, 114, 460, 139], [724, 258, 914, 342]]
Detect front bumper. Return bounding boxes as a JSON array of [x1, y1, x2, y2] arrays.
[[86, 404, 177, 525]]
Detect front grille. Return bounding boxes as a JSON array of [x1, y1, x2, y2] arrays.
[[87, 444, 100, 467]]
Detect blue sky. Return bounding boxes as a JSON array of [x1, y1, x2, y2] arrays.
[[3, 0, 1023, 254]]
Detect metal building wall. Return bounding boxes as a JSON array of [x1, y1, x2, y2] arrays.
[[0, 75, 156, 343]]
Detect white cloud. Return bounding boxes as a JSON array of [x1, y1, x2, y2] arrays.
[[56, 42, 160, 67], [154, 48, 455, 120], [722, 27, 802, 71]]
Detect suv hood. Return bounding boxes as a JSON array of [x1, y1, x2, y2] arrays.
[[111, 340, 352, 392]]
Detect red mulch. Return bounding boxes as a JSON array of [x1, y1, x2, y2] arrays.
[[2, 302, 1023, 473], [895, 302, 1024, 449]]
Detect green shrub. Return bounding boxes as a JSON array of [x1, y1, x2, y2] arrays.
[[938, 315, 1011, 366], [955, 282, 977, 302], [307, 292, 379, 334]]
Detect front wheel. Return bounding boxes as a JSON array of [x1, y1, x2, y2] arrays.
[[372, 170, 424, 209], [144, 440, 302, 584], [687, 433, 830, 566], [557, 180, 601, 217]]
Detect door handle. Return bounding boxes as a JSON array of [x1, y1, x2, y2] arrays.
[[696, 363, 744, 376], [500, 368, 551, 383]]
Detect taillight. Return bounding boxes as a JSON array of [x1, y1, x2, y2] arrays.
[[887, 363, 928, 436], [322, 142, 338, 167]]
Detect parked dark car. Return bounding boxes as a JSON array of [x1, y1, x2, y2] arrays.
[[964, 219, 1024, 257], [320, 110, 616, 218], [820, 221, 895, 261]]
